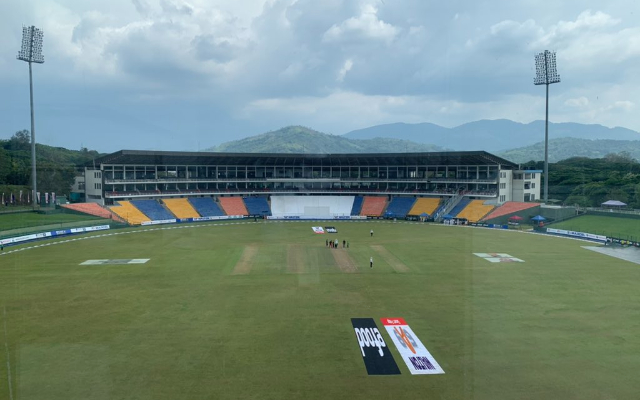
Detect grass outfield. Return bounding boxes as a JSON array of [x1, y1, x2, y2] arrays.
[[550, 215, 640, 239], [0, 211, 110, 232], [1, 221, 639, 400]]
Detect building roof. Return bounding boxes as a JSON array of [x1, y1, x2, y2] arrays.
[[91, 150, 519, 168]]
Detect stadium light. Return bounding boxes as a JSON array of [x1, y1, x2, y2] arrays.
[[17, 25, 45, 208], [534, 50, 560, 203]]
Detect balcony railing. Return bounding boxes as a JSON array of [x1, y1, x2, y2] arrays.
[[104, 189, 498, 199]]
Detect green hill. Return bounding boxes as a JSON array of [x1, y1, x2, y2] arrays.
[[205, 126, 446, 153], [498, 138, 640, 163], [0, 130, 103, 199]]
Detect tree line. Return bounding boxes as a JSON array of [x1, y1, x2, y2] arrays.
[[522, 152, 640, 208], [0, 130, 101, 202], [1, 129, 639, 208]]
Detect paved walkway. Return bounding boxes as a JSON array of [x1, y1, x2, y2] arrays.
[[582, 246, 640, 265]]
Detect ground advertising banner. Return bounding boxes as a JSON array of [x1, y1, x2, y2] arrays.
[[312, 226, 325, 234], [351, 318, 401, 375], [546, 228, 606, 243], [0, 225, 110, 246], [381, 318, 445, 375]]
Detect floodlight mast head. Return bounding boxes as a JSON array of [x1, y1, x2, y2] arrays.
[[534, 50, 559, 85], [17, 26, 45, 64]]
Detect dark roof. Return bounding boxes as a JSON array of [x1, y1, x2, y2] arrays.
[[91, 150, 518, 168]]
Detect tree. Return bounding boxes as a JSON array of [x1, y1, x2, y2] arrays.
[[606, 188, 629, 204], [0, 147, 10, 183], [604, 151, 636, 163], [8, 130, 31, 151]]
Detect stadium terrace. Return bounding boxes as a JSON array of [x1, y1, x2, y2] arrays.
[[79, 150, 541, 224]]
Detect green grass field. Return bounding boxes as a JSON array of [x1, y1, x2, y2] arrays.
[[1, 220, 639, 400], [550, 215, 640, 240], [0, 211, 110, 233]]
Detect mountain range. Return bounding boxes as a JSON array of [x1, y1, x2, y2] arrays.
[[206, 126, 446, 153], [497, 138, 640, 163], [343, 120, 640, 152], [205, 120, 640, 163]]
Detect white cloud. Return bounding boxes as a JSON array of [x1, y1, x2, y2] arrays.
[[565, 97, 589, 107], [323, 3, 399, 44], [336, 59, 353, 82], [2, 0, 640, 148], [243, 90, 548, 133], [555, 10, 620, 33], [610, 100, 634, 111]]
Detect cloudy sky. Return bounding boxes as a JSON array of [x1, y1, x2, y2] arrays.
[[1, 0, 638, 152]]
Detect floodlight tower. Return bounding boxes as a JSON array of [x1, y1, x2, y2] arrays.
[[17, 25, 45, 208], [534, 50, 560, 203]]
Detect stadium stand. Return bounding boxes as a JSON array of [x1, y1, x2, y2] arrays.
[[455, 200, 495, 223], [162, 198, 200, 219], [61, 202, 121, 221], [110, 201, 150, 225], [360, 196, 387, 217], [384, 197, 416, 218], [131, 199, 176, 221], [482, 201, 540, 221], [243, 197, 271, 216], [188, 198, 225, 217], [408, 198, 441, 217], [448, 197, 471, 218], [351, 196, 364, 216], [271, 196, 354, 218], [219, 197, 249, 216]]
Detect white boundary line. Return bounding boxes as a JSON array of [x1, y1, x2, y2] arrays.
[[2, 306, 13, 400], [0, 219, 603, 257]]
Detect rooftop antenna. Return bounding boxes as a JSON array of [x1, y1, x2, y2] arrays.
[[17, 25, 45, 208]]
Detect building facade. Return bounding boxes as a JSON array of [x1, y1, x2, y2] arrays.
[[84, 150, 540, 205]]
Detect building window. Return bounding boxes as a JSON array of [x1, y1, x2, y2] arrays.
[[531, 183, 535, 188], [500, 183, 506, 189], [525, 173, 532, 179], [514, 173, 522, 180], [499, 195, 506, 202], [524, 182, 531, 190]]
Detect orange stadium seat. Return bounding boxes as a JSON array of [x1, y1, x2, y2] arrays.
[[219, 197, 249, 216], [360, 196, 387, 217], [61, 202, 122, 221], [483, 201, 539, 221]]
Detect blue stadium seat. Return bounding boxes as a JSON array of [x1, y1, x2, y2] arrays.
[[384, 197, 416, 218], [130, 199, 175, 221], [243, 197, 271, 216], [188, 197, 225, 217], [449, 197, 471, 217], [351, 196, 364, 216]]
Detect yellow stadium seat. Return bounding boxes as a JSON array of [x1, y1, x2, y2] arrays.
[[110, 201, 151, 225], [162, 198, 201, 219], [456, 200, 495, 223], [408, 198, 441, 216]]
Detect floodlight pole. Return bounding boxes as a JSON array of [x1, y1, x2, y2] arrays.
[[17, 25, 44, 209], [534, 50, 560, 203], [544, 73, 549, 204], [29, 60, 37, 208]]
